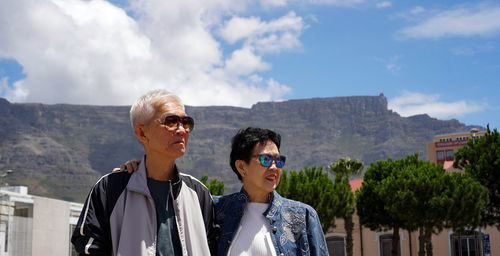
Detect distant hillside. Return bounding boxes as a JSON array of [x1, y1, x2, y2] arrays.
[[0, 95, 481, 202]]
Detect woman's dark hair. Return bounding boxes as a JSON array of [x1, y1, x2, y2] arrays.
[[230, 127, 281, 181]]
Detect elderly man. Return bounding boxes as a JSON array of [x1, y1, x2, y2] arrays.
[[71, 89, 216, 255]]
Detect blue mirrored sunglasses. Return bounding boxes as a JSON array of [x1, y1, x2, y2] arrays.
[[251, 154, 286, 168]]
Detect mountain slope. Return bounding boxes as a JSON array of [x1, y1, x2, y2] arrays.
[[0, 95, 480, 202]]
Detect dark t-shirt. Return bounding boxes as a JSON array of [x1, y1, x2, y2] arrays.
[[147, 178, 182, 256]]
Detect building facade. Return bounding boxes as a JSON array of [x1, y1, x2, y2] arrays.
[[325, 129, 499, 256], [326, 212, 499, 256], [0, 186, 82, 256], [426, 130, 486, 169]]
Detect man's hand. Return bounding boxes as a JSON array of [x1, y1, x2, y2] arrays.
[[112, 159, 142, 173]]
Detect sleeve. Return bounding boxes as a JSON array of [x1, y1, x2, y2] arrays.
[[204, 194, 219, 255], [71, 180, 111, 255], [306, 207, 329, 256]]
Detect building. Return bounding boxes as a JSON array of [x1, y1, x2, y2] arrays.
[[426, 129, 486, 170], [0, 186, 83, 256], [325, 129, 499, 256], [326, 179, 499, 256]]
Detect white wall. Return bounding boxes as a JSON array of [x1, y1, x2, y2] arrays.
[[32, 197, 70, 256]]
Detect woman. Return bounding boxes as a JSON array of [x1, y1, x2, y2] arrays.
[[214, 127, 328, 256]]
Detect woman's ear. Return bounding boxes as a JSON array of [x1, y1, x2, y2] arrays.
[[235, 160, 246, 178]]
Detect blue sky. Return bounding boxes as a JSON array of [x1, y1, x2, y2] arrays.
[[0, 0, 499, 129]]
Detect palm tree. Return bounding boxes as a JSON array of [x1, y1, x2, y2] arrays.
[[329, 157, 364, 256]]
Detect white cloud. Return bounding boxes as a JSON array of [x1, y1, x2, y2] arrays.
[[391, 6, 426, 21], [265, 78, 292, 100], [451, 47, 476, 56], [219, 11, 304, 53], [0, 77, 28, 101], [219, 16, 262, 44], [386, 64, 400, 73], [376, 1, 391, 9], [224, 48, 271, 76], [373, 55, 403, 73], [388, 91, 484, 119], [450, 43, 495, 56], [306, 14, 319, 24], [256, 0, 366, 9], [410, 6, 425, 15], [305, 0, 364, 6], [398, 5, 500, 39], [0, 0, 296, 107], [249, 74, 264, 83], [260, 0, 287, 9], [0, 77, 8, 95]]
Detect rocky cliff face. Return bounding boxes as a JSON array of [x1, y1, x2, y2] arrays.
[[0, 95, 479, 201]]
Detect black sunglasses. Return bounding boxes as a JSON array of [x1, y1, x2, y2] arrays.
[[157, 115, 195, 132], [251, 154, 286, 168]]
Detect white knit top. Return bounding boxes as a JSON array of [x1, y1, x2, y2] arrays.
[[228, 203, 277, 256]]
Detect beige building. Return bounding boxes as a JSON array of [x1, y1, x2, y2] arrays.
[[426, 129, 486, 169], [0, 186, 82, 256], [325, 130, 498, 256], [327, 211, 499, 256]]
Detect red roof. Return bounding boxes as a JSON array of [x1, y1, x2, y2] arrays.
[[443, 160, 454, 170], [349, 179, 363, 193]]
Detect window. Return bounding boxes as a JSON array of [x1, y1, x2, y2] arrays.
[[14, 203, 32, 218], [327, 237, 345, 256], [14, 208, 29, 217], [450, 232, 484, 256], [446, 150, 454, 161], [379, 235, 400, 256], [437, 151, 445, 161]]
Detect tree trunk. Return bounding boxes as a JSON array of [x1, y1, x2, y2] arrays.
[[424, 227, 433, 256], [359, 221, 364, 256], [392, 226, 400, 256], [345, 215, 354, 256], [418, 227, 425, 256], [409, 230, 413, 256]]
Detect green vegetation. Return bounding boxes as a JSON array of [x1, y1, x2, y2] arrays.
[[454, 125, 500, 228], [328, 157, 363, 256], [200, 175, 225, 196], [356, 156, 408, 256], [277, 166, 339, 233], [356, 154, 488, 256]]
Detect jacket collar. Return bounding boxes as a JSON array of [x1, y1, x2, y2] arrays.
[[237, 187, 250, 203], [238, 188, 282, 220], [264, 190, 282, 220], [127, 155, 181, 197]]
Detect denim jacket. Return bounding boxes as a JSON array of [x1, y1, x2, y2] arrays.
[[214, 188, 329, 256]]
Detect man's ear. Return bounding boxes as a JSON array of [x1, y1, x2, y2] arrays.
[[235, 160, 247, 178], [134, 125, 148, 144]]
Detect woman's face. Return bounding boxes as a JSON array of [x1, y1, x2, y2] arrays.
[[239, 140, 282, 197]]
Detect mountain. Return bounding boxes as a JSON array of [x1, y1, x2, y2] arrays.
[[0, 95, 481, 202]]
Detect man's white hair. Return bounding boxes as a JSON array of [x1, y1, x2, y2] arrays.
[[130, 89, 184, 128]]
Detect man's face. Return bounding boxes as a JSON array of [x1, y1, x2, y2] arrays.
[[139, 98, 190, 160]]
